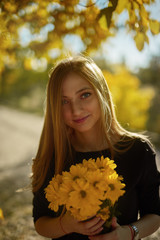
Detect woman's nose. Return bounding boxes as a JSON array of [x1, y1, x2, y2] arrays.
[[71, 100, 82, 116]]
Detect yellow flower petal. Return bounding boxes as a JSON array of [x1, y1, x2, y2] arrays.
[[97, 206, 110, 221]]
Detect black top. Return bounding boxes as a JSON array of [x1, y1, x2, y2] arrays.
[[32, 138, 160, 240]]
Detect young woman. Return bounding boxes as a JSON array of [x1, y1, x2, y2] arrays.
[[32, 55, 160, 240]]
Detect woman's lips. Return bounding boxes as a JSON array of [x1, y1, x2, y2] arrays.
[[73, 115, 90, 123]]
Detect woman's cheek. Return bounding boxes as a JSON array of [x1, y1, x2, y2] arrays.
[[62, 107, 71, 124]]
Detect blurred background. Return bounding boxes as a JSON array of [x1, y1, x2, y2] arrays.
[[0, 0, 160, 239]]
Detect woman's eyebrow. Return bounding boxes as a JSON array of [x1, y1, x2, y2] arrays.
[[76, 87, 92, 94], [62, 87, 92, 98]]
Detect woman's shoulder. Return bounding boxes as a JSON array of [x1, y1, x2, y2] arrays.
[[117, 134, 156, 156]]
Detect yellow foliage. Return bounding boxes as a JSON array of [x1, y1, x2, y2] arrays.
[[115, 0, 128, 14], [142, 0, 150, 3], [155, 115, 160, 133], [98, 15, 108, 30], [75, 27, 85, 38], [149, 20, 160, 34], [108, 1, 113, 7], [0, 0, 159, 74], [134, 32, 145, 51], [103, 68, 154, 130], [136, 0, 143, 4], [140, 5, 148, 19], [4, 2, 17, 13], [0, 208, 4, 220], [83, 5, 100, 22], [37, 8, 48, 18], [129, 10, 137, 24], [115, 0, 160, 50], [0, 56, 5, 74], [24, 58, 32, 70]]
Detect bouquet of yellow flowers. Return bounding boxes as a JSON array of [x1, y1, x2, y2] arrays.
[[45, 156, 125, 229]]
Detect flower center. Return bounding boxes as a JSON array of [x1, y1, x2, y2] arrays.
[[100, 210, 107, 216], [99, 167, 105, 170], [109, 183, 115, 191], [80, 190, 86, 198], [73, 176, 79, 181], [93, 181, 98, 187]]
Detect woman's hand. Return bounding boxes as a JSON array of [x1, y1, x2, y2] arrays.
[[61, 211, 106, 236], [88, 217, 132, 240]]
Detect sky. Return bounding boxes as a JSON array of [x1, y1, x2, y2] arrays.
[[98, 28, 160, 72]]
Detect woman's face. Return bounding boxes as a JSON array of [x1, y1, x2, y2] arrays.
[[61, 72, 101, 134]]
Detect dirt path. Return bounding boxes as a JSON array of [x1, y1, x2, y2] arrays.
[[0, 106, 159, 240], [0, 106, 47, 240]]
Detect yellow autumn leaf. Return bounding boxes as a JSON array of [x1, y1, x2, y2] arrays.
[[116, 0, 128, 14], [4, 2, 17, 13], [37, 8, 48, 18], [149, 20, 160, 35], [98, 15, 108, 30], [144, 34, 149, 44], [140, 5, 148, 19], [108, 1, 113, 7], [24, 58, 32, 70], [129, 11, 137, 24], [133, 2, 139, 9], [0, 208, 4, 220], [103, 68, 154, 130], [136, 0, 143, 4], [134, 32, 145, 51], [142, 0, 150, 3]]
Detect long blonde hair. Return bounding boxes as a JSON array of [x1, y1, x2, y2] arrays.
[[32, 55, 150, 192]]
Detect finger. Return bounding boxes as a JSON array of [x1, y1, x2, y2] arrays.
[[89, 219, 105, 233], [89, 225, 104, 236], [78, 215, 96, 222], [83, 217, 101, 229], [111, 217, 119, 230]]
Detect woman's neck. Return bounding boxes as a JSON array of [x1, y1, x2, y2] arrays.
[[71, 128, 109, 152]]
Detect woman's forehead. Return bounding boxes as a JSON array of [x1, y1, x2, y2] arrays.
[[62, 72, 92, 94]]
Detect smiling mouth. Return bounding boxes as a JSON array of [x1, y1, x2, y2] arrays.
[[73, 115, 90, 123]]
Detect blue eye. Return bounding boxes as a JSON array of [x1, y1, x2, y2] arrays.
[[62, 99, 69, 105], [81, 92, 91, 99]]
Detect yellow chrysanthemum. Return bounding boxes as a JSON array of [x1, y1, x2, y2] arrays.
[[63, 164, 87, 182], [68, 178, 101, 210], [69, 207, 81, 220], [45, 174, 62, 212], [82, 158, 97, 171], [86, 169, 109, 200], [105, 172, 125, 204], [59, 181, 73, 206], [97, 206, 110, 221], [95, 156, 117, 175], [45, 156, 126, 222], [78, 204, 100, 220], [69, 205, 100, 221]]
